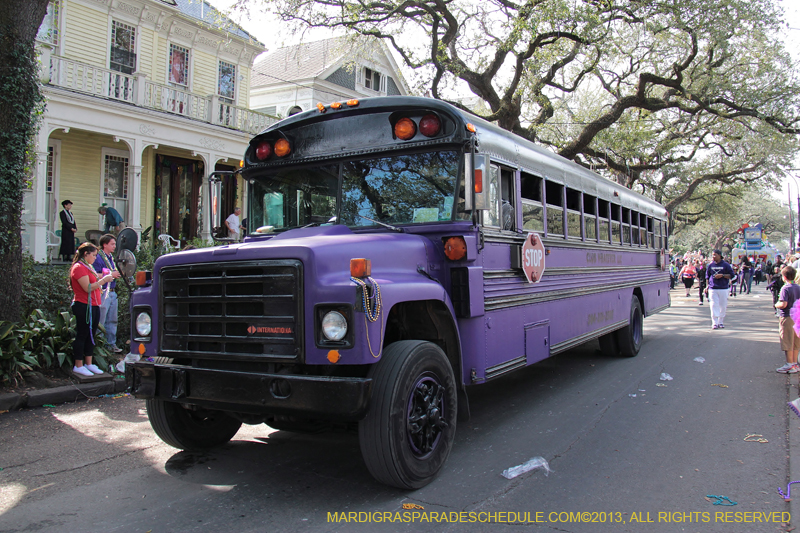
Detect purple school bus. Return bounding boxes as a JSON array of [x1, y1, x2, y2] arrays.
[[127, 96, 670, 489]]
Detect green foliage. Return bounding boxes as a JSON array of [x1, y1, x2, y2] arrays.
[[20, 254, 72, 319]]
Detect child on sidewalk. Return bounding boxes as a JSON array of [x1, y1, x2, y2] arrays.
[[775, 265, 800, 373]]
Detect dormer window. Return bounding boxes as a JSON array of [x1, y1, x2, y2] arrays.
[[364, 68, 380, 91]]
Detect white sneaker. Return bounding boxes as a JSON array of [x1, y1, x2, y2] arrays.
[[84, 364, 104, 374], [73, 366, 93, 377], [115, 361, 126, 373]]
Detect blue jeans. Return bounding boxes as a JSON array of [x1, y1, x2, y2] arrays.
[[99, 290, 118, 346], [745, 271, 753, 293]]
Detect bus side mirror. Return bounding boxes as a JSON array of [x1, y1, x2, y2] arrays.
[[464, 154, 489, 211]]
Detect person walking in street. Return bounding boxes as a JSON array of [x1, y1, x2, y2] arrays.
[[740, 256, 753, 294], [70, 243, 121, 377], [755, 261, 763, 285], [775, 265, 800, 373], [679, 261, 696, 297], [696, 259, 707, 306], [729, 265, 738, 298], [92, 234, 123, 354], [707, 249, 734, 330], [98, 204, 126, 233], [59, 199, 77, 261]]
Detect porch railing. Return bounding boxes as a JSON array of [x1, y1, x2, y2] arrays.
[[45, 54, 278, 135]]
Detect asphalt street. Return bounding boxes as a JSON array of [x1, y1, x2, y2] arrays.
[[0, 283, 796, 533]]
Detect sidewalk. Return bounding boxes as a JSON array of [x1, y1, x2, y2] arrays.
[[0, 376, 127, 411]]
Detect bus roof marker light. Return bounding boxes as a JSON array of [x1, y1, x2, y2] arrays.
[[347, 99, 359, 107], [255, 141, 272, 160], [466, 123, 477, 133], [419, 114, 441, 137], [317, 103, 327, 113], [274, 138, 291, 157], [331, 102, 343, 109], [394, 117, 417, 140]]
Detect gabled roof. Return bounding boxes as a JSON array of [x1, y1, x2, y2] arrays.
[[251, 36, 350, 87], [173, 0, 263, 45]]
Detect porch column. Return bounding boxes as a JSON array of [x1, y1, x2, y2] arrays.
[[129, 139, 143, 233], [28, 127, 52, 262], [193, 151, 212, 242]]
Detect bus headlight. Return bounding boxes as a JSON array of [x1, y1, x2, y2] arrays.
[[321, 311, 347, 341], [136, 312, 152, 336]]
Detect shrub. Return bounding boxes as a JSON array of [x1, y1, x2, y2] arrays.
[[20, 254, 72, 319]]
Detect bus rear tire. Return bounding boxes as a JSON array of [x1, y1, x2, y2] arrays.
[[616, 297, 643, 357], [146, 357, 242, 450], [359, 340, 457, 489]]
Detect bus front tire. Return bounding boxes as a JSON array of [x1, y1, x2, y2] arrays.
[[146, 357, 242, 450], [616, 297, 643, 357], [359, 340, 457, 490]]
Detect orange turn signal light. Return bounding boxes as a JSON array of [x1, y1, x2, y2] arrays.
[[443, 236, 467, 261], [327, 350, 341, 363], [394, 117, 417, 140], [317, 103, 327, 113], [350, 258, 372, 278], [138, 343, 146, 355], [135, 271, 151, 286], [274, 138, 291, 157]]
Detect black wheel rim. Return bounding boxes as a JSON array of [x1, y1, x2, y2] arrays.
[[632, 309, 642, 346], [406, 372, 448, 459]]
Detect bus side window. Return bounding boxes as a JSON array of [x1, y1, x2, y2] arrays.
[[545, 180, 564, 237], [647, 216, 654, 248], [566, 188, 581, 239], [657, 219, 663, 249], [598, 199, 610, 243], [485, 164, 500, 227], [521, 172, 543, 233], [631, 210, 640, 245], [500, 168, 516, 231], [639, 213, 647, 247], [611, 204, 621, 244], [584, 194, 597, 242], [622, 208, 631, 245]]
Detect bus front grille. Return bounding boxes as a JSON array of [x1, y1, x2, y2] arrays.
[[159, 260, 303, 362]]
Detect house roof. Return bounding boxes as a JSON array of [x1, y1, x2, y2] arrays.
[[173, 0, 263, 46], [251, 36, 352, 87]]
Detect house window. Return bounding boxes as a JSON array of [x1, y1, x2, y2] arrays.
[[103, 152, 129, 224], [364, 68, 381, 91], [218, 60, 236, 101], [36, 1, 60, 46], [169, 44, 189, 86], [110, 21, 136, 74]]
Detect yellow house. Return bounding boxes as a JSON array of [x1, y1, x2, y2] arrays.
[[27, 0, 273, 261]]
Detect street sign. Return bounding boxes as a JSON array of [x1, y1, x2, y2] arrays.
[[522, 232, 546, 283]]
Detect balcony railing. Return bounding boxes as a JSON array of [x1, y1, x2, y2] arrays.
[[45, 54, 278, 135]]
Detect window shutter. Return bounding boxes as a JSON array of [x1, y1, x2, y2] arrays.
[[379, 73, 387, 93], [356, 67, 364, 85]]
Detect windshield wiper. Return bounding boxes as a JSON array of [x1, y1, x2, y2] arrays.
[[359, 215, 404, 233], [300, 216, 337, 229]]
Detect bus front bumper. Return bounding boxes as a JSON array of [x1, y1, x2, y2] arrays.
[[126, 362, 372, 421]]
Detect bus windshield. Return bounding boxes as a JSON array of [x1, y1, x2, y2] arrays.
[[248, 151, 463, 232]]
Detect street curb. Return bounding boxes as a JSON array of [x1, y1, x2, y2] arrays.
[[0, 377, 128, 411]]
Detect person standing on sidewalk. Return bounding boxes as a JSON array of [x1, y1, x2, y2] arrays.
[[775, 265, 800, 373], [92, 234, 123, 354], [707, 249, 734, 330], [70, 243, 121, 376]]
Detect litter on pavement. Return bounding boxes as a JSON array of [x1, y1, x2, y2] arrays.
[[743, 434, 768, 443], [694, 357, 706, 363], [502, 456, 552, 480], [705, 495, 737, 506], [711, 383, 729, 388], [779, 481, 800, 500], [659, 373, 673, 381], [789, 398, 800, 419]]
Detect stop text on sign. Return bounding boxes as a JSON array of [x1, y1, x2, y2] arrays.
[[521, 232, 546, 283]]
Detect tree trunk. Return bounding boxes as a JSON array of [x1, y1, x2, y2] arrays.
[[0, 0, 49, 322]]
